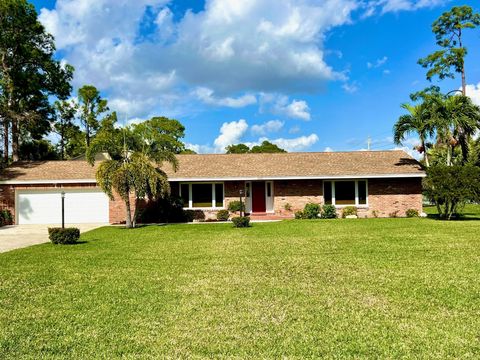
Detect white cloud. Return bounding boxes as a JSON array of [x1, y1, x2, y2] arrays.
[[367, 56, 388, 69], [213, 119, 249, 152], [261, 94, 311, 120], [39, 0, 361, 117], [266, 134, 319, 151], [466, 83, 480, 106], [251, 120, 284, 136], [194, 87, 257, 108], [190, 119, 318, 153], [324, 146, 334, 152], [342, 82, 359, 94], [366, 0, 446, 15]]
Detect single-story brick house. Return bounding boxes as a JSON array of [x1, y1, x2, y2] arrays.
[[0, 150, 425, 224]]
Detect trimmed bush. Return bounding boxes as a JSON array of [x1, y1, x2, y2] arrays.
[[294, 211, 304, 219], [303, 203, 320, 219], [0, 209, 13, 226], [227, 200, 245, 213], [232, 216, 250, 228], [342, 206, 357, 218], [139, 196, 192, 223], [48, 228, 80, 245], [321, 204, 337, 219], [406, 208, 419, 218], [216, 210, 230, 221]]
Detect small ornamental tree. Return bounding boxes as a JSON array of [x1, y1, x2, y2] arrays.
[[423, 165, 480, 219], [87, 117, 179, 228]]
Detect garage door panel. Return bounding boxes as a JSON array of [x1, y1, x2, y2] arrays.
[[17, 190, 109, 225]]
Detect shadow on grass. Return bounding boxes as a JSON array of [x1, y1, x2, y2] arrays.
[[426, 214, 480, 221]]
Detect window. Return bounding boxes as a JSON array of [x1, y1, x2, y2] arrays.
[[358, 180, 367, 205], [180, 183, 224, 209], [215, 183, 224, 207], [192, 184, 212, 208], [335, 181, 356, 205], [324, 181, 332, 204], [323, 180, 368, 206], [180, 184, 189, 207]]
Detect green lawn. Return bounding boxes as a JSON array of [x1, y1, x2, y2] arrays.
[[1, 211, 480, 358]]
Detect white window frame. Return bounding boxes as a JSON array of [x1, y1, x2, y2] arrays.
[[179, 182, 225, 210], [323, 179, 368, 208]]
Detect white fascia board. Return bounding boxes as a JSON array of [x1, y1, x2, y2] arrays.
[[0, 179, 97, 185], [169, 173, 426, 182], [0, 173, 426, 185]]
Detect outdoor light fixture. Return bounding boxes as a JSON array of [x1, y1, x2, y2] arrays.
[[61, 191, 65, 229], [239, 189, 244, 217]]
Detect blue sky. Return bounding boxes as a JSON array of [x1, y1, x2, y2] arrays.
[[31, 0, 480, 154]]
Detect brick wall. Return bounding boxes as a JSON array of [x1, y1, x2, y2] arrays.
[[367, 178, 423, 217], [273, 179, 323, 215], [271, 178, 423, 218], [0, 177, 424, 223]]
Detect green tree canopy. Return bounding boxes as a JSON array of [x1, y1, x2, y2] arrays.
[[250, 141, 287, 153], [226, 143, 250, 154], [87, 117, 181, 228], [418, 5, 480, 94], [226, 141, 286, 154], [0, 0, 74, 162], [77, 85, 108, 147]]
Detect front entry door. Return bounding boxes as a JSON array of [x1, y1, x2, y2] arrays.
[[252, 181, 266, 212]]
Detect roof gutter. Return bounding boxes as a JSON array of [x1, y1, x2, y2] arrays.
[[0, 173, 426, 185], [0, 179, 97, 185], [168, 173, 426, 181]]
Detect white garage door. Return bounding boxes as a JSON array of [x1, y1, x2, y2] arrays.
[[17, 190, 109, 225]]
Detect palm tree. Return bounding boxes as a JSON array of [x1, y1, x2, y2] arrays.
[[427, 94, 480, 165], [443, 95, 480, 164], [87, 117, 178, 228], [394, 103, 434, 167]]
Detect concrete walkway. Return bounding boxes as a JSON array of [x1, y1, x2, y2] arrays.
[[0, 224, 105, 253]]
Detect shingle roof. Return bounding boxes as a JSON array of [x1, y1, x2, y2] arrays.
[[0, 150, 424, 183]]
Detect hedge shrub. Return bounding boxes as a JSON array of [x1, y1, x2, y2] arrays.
[[405, 208, 419, 218], [294, 211, 304, 219], [0, 209, 13, 226], [216, 210, 230, 221], [227, 200, 245, 213], [303, 203, 321, 219], [48, 228, 80, 245], [342, 206, 357, 218], [232, 216, 250, 228], [321, 204, 337, 219]]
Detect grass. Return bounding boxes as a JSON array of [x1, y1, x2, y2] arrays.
[[1, 208, 480, 358]]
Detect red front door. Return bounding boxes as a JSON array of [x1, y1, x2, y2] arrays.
[[252, 181, 266, 213]]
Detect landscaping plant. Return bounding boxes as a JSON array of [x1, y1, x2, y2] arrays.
[[232, 216, 250, 228], [303, 203, 321, 219], [321, 204, 337, 219], [342, 206, 357, 218], [406, 209, 419, 218], [227, 200, 245, 213], [216, 210, 230, 221], [48, 228, 80, 245]]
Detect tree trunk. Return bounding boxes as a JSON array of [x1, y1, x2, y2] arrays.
[[124, 196, 133, 228], [3, 118, 9, 162], [11, 118, 19, 162], [422, 139, 429, 167], [132, 197, 139, 228], [446, 144, 452, 166], [459, 29, 466, 96], [86, 123, 90, 148]]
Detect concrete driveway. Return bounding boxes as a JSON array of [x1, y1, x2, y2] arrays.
[[0, 224, 105, 253]]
